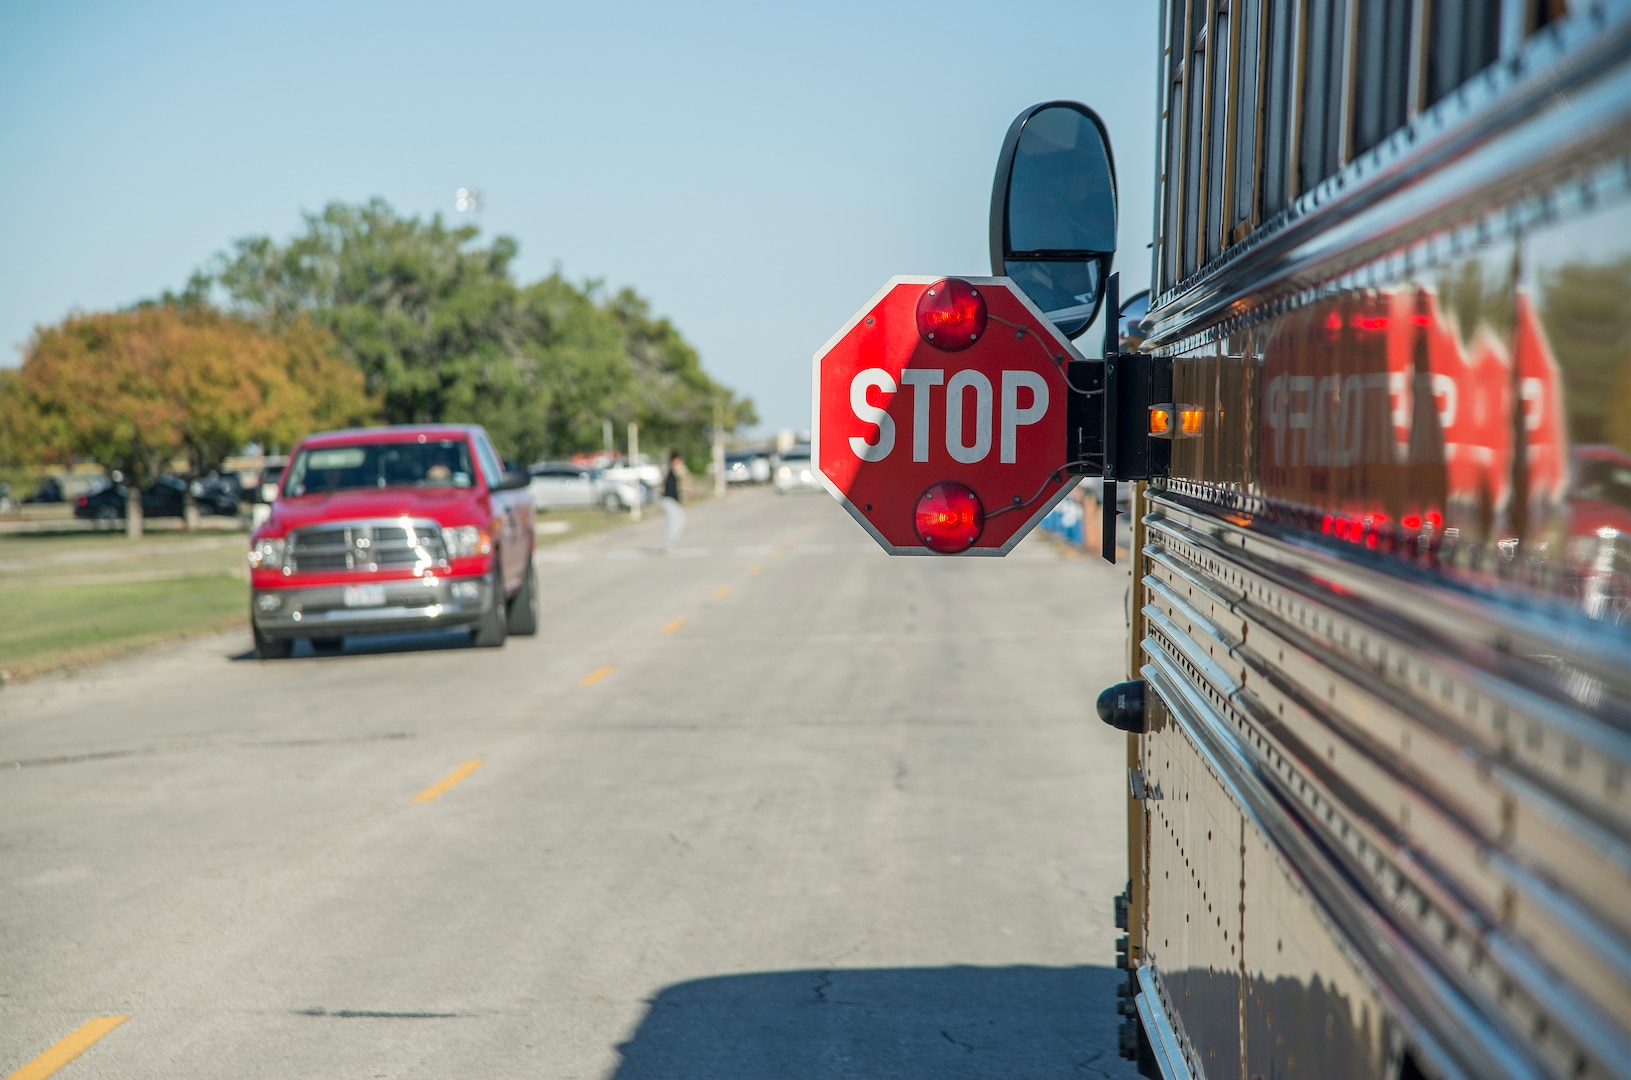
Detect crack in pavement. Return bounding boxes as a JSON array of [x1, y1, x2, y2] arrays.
[[295, 1008, 462, 1019], [4, 732, 413, 769]]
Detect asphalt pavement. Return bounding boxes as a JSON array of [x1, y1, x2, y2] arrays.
[[0, 488, 1138, 1079]]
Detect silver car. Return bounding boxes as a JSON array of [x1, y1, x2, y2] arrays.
[[772, 446, 821, 494], [527, 463, 641, 511], [724, 451, 772, 485]]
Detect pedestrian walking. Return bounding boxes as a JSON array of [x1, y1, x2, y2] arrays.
[[660, 450, 688, 552]]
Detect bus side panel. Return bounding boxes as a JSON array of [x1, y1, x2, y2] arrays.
[[1143, 707, 1245, 1075], [1240, 822, 1397, 1080]]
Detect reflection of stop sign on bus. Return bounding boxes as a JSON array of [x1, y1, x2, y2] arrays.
[[812, 276, 1080, 555]]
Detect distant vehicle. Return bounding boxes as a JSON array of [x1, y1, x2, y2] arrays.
[[602, 461, 660, 503], [256, 457, 288, 503], [246, 424, 537, 659], [22, 478, 64, 504], [73, 475, 239, 520], [527, 463, 641, 511], [724, 451, 771, 485], [192, 472, 244, 511], [773, 445, 820, 495]]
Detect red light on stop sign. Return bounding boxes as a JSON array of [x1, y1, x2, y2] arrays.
[[915, 278, 987, 351], [915, 481, 985, 553]]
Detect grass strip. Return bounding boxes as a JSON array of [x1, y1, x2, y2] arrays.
[[0, 574, 247, 681]]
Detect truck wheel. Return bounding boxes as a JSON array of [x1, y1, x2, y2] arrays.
[[253, 615, 293, 660], [470, 563, 508, 648], [506, 557, 538, 636]]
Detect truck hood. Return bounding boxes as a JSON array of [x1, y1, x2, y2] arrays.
[[261, 488, 489, 536]]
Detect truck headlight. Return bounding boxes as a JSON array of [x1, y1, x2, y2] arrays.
[[442, 525, 491, 558], [248, 538, 285, 570]]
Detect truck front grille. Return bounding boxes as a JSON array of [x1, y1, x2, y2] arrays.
[[287, 521, 447, 573]]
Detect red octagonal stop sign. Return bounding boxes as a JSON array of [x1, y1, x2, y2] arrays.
[[812, 276, 1082, 556]]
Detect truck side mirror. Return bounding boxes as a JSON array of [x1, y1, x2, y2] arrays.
[[989, 101, 1118, 340]]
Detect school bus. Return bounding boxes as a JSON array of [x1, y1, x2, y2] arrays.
[[1048, 1, 1629, 1077]]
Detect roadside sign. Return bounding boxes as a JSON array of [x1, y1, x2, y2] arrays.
[[812, 276, 1081, 555]]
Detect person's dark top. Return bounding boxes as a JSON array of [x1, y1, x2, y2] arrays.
[[663, 466, 681, 502]]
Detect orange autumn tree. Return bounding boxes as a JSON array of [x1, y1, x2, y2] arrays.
[[4, 304, 376, 535]]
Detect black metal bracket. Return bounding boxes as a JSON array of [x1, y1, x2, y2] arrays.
[[1059, 272, 1171, 565]]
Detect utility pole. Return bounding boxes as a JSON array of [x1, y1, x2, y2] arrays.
[[603, 418, 613, 456], [712, 399, 726, 498], [628, 421, 641, 521]]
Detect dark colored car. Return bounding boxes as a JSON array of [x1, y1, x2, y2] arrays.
[[73, 476, 240, 520], [22, 478, 64, 504], [192, 473, 244, 513]]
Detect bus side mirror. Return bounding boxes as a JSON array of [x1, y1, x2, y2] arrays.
[[990, 101, 1119, 340], [1118, 289, 1151, 353]]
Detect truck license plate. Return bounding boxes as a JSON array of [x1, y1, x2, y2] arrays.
[[343, 584, 386, 607]]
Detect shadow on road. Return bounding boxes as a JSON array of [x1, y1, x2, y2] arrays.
[[226, 628, 475, 663], [608, 964, 1132, 1080]]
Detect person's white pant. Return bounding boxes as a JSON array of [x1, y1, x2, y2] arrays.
[[660, 497, 685, 550]]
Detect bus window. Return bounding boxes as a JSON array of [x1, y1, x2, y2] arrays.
[[1352, 0, 1410, 157], [1230, 0, 1263, 240], [1259, 0, 1296, 219]]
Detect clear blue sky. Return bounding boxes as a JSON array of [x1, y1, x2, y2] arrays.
[[0, 1, 1159, 435]]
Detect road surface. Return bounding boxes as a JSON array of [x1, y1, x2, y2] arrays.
[[1, 489, 1137, 1079]]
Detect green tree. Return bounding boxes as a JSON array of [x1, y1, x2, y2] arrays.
[[210, 199, 753, 465], [2, 306, 374, 536], [1538, 257, 1631, 452]]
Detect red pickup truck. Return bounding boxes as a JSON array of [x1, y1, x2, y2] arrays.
[[246, 424, 537, 659]]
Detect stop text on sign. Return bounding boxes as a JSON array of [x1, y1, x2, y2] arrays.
[[848, 367, 1049, 465], [812, 276, 1080, 557]]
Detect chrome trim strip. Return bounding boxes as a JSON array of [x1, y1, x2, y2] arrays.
[[1147, 615, 1631, 1070], [287, 516, 449, 575], [1140, 650, 1549, 1080], [1141, 510, 1631, 1068], [1148, 493, 1630, 739], [1134, 963, 1195, 1080], [1145, 4, 1631, 348]]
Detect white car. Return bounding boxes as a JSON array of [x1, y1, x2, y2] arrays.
[[725, 451, 772, 485], [773, 446, 821, 494], [601, 462, 660, 503], [527, 463, 641, 511]]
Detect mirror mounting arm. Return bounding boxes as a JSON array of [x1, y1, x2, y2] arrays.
[[1059, 282, 1172, 565]]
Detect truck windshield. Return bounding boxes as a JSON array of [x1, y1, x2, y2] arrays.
[[284, 440, 475, 496]]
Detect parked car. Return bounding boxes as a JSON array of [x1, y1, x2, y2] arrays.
[[773, 445, 821, 494], [256, 457, 288, 503], [246, 424, 537, 659], [527, 462, 642, 511], [22, 478, 64, 504], [724, 450, 771, 485], [601, 461, 660, 504], [191, 472, 244, 514], [72, 475, 239, 520]]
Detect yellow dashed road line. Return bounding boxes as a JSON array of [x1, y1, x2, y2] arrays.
[[714, 586, 731, 599], [412, 759, 484, 803], [6, 1016, 128, 1080], [580, 664, 615, 685], [661, 619, 685, 635]]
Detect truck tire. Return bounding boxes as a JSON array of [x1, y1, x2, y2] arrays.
[[506, 558, 538, 636], [253, 615, 293, 660], [470, 563, 508, 648]]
